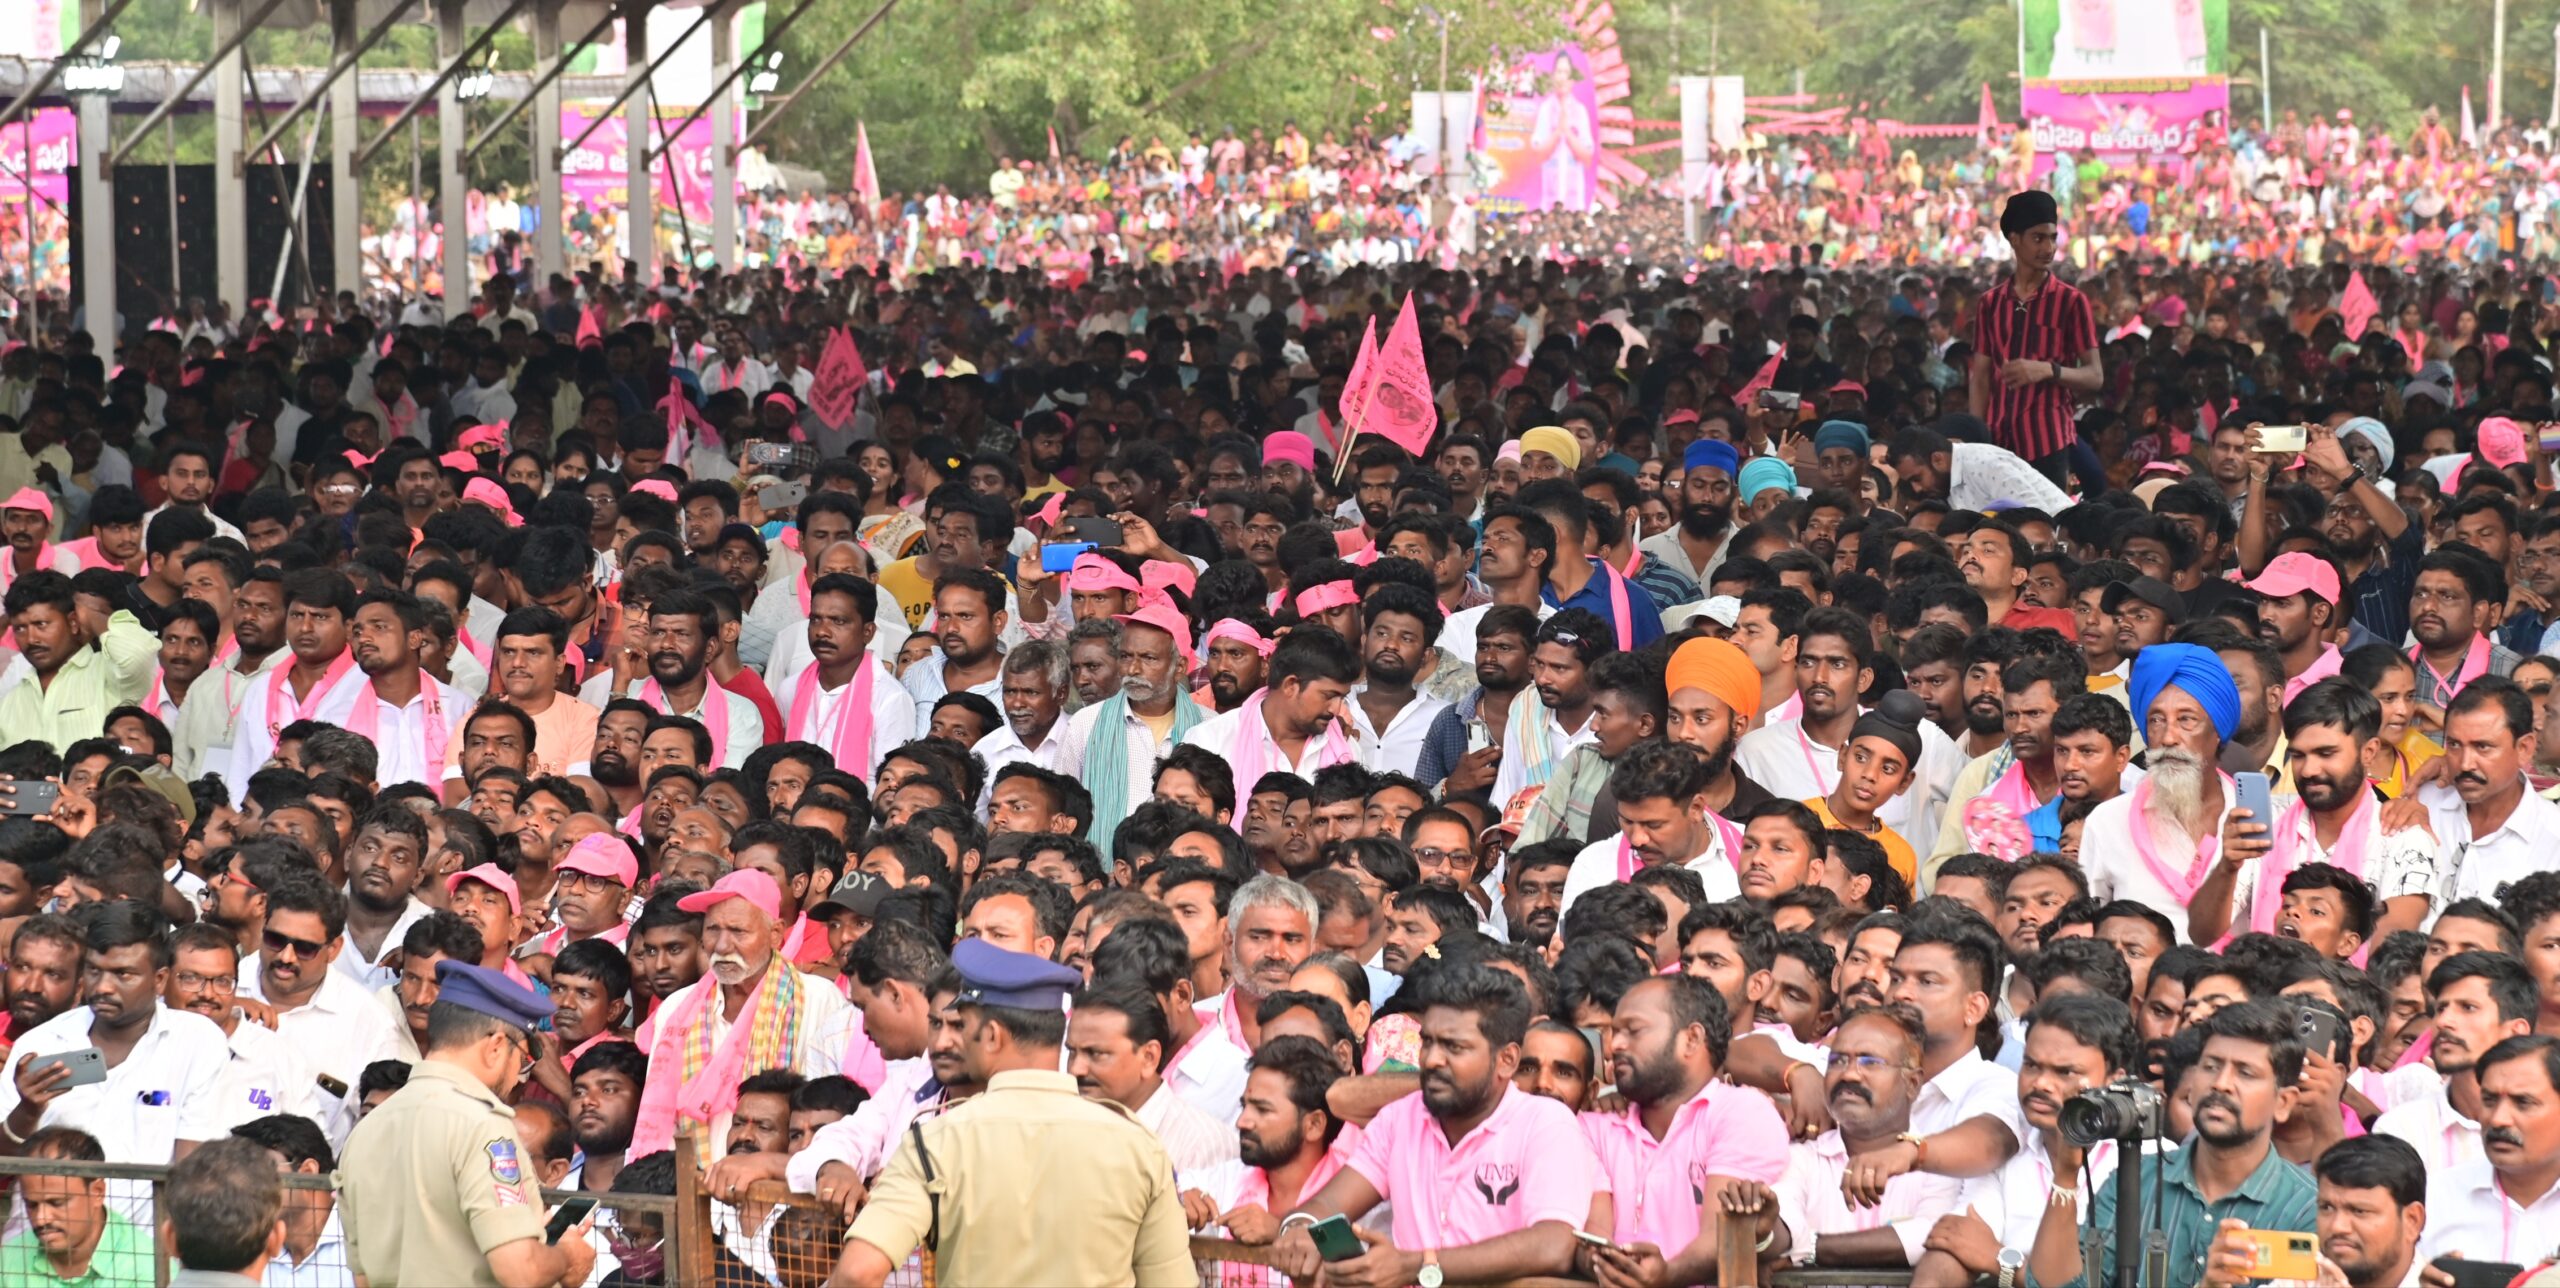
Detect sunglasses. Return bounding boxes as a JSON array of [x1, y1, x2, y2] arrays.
[[261, 928, 327, 960]]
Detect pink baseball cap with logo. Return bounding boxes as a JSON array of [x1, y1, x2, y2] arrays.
[[676, 869, 783, 921], [2242, 551, 2342, 606]]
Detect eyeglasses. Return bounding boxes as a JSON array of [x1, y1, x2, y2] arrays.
[[261, 928, 327, 960], [172, 972, 235, 994], [1411, 847, 1470, 868], [1827, 1051, 1911, 1073]]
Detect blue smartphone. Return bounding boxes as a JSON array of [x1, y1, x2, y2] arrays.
[[1040, 541, 1096, 574], [2233, 771, 2274, 829]]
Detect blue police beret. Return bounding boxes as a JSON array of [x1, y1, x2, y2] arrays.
[[952, 939, 1081, 1010], [434, 960, 554, 1029]]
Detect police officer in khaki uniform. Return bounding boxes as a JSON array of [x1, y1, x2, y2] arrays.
[[830, 939, 1198, 1288], [341, 961, 599, 1288]]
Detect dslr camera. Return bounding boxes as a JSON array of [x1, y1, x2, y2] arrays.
[[2060, 1079, 2166, 1147]]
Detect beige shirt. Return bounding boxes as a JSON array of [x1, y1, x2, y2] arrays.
[[339, 1060, 546, 1288]]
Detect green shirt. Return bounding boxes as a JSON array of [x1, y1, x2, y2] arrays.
[[0, 1209, 154, 1286], [0, 610, 157, 753], [2030, 1141, 2317, 1288]]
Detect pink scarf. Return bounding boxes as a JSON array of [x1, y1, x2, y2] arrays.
[[0, 541, 57, 590], [2412, 634, 2493, 702], [2249, 790, 2379, 935], [787, 659, 878, 784], [265, 651, 357, 738], [345, 672, 453, 783], [642, 674, 732, 767], [1981, 758, 2045, 816], [629, 966, 797, 1157], [1226, 687, 1355, 817], [2127, 771, 2235, 904]]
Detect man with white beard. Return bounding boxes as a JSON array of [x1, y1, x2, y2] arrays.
[[2075, 641, 2242, 941]]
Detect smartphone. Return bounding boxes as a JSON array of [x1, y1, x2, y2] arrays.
[[2233, 771, 2274, 829], [2296, 1000, 2348, 1064], [2240, 1230, 2317, 1281], [756, 482, 808, 513], [2433, 1257, 2528, 1288], [2543, 423, 2560, 454], [1308, 1214, 1364, 1263], [1758, 389, 1801, 411], [544, 1196, 599, 1244], [0, 782, 60, 817], [24, 1047, 105, 1090], [1571, 1230, 1619, 1250], [1060, 515, 1122, 548], [2257, 423, 2309, 453], [1041, 541, 1096, 574], [1465, 718, 1493, 755]]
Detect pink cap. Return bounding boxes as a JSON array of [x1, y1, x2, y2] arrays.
[[1034, 492, 1066, 528], [555, 833, 638, 887], [1829, 379, 1868, 396], [630, 479, 679, 503], [0, 487, 52, 521], [2480, 416, 2529, 469], [1112, 594, 1195, 665], [462, 478, 522, 527], [1496, 439, 1524, 464], [1262, 432, 1316, 472], [2244, 551, 2343, 606], [438, 450, 481, 473], [447, 863, 521, 915], [1663, 408, 1701, 426], [1065, 552, 1141, 594], [457, 423, 506, 451], [1141, 559, 1197, 600], [676, 869, 783, 921]]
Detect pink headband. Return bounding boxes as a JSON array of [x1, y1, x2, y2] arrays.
[[1294, 581, 1358, 618], [462, 478, 522, 526], [1201, 618, 1278, 657], [342, 448, 378, 471], [1065, 553, 1142, 594], [631, 479, 679, 503], [1142, 560, 1197, 599], [457, 423, 506, 451], [437, 450, 480, 473], [1262, 432, 1316, 472]]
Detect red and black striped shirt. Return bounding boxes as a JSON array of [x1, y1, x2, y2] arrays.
[[1971, 275, 2097, 463]]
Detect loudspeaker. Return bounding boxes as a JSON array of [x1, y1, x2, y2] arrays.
[[70, 162, 339, 329]]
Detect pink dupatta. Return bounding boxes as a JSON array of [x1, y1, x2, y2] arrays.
[[787, 659, 877, 783], [1226, 687, 1355, 818], [2248, 791, 2379, 935], [2127, 771, 2236, 904], [642, 674, 733, 766]]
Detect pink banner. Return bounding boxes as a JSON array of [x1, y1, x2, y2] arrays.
[[0, 108, 75, 206], [2021, 77, 2228, 170], [558, 108, 740, 228]]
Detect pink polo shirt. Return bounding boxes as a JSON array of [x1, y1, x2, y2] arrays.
[[1346, 1086, 1599, 1250], [1581, 1080, 1791, 1253]]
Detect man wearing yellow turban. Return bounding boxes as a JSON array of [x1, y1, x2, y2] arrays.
[[1518, 427, 1581, 480]]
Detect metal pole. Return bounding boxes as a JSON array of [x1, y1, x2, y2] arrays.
[[2260, 27, 2271, 134], [464, 0, 617, 160], [330, 0, 360, 296], [241, 0, 420, 165], [76, 0, 113, 348], [165, 117, 177, 307], [733, 0, 903, 153], [351, 0, 534, 169], [271, 110, 321, 309], [624, 12, 652, 276], [643, 0, 827, 165], [530, 0, 564, 282], [2549, 21, 2558, 128], [0, 0, 142, 131], [2491, 0, 2507, 137], [437, 0, 469, 316], [409, 117, 421, 294], [105, 0, 293, 166], [560, 3, 716, 162], [709, 1, 734, 271]]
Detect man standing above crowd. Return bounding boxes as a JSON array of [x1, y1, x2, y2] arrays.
[[1969, 189, 2102, 484]]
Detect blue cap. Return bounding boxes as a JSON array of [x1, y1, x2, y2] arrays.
[[952, 939, 1082, 1010], [434, 960, 554, 1029], [1684, 438, 1739, 476]]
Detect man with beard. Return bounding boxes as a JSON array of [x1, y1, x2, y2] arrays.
[[174, 563, 284, 780], [1959, 519, 2075, 633], [2026, 1000, 2316, 1288], [1196, 617, 1273, 716], [383, 914, 483, 1061], [1487, 608, 1611, 810], [1199, 876, 1316, 1052], [973, 640, 1069, 789], [900, 569, 1008, 737], [770, 923, 957, 1216], [1419, 604, 1538, 800], [776, 574, 908, 786], [1901, 625, 2001, 760], [1346, 585, 1450, 780], [2195, 680, 2440, 947], [1580, 974, 1791, 1285], [1235, 492, 1297, 604], [1719, 1003, 1963, 1271], [1560, 740, 1745, 910], [565, 1040, 646, 1194], [1499, 839, 1574, 954], [2414, 680, 2560, 902], [342, 588, 461, 789], [2026, 693, 2137, 853], [1183, 625, 1360, 818], [2247, 552, 2350, 702], [147, 441, 245, 544], [530, 833, 639, 960], [336, 803, 430, 992], [0, 488, 78, 589], [164, 922, 315, 1132], [609, 589, 760, 770], [0, 569, 155, 755], [1640, 438, 1741, 588], [1069, 986, 1243, 1213], [1928, 649, 2083, 872], [2, 913, 81, 1048], [1267, 966, 1596, 1285], [2374, 952, 2535, 1174], [148, 599, 219, 722], [1741, 607, 1958, 852], [2409, 546, 2521, 719], [1216, 1036, 1351, 1246], [0, 902, 226, 1192], [240, 870, 404, 1142], [1658, 635, 1778, 824], [2290, 1136, 2428, 1288], [216, 570, 361, 805], [631, 870, 849, 1160], [1240, 774, 1317, 877], [2077, 642, 2245, 928], [1438, 505, 1557, 677], [1060, 599, 1205, 852], [588, 699, 651, 818]]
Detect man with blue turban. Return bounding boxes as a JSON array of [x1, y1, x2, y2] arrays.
[[1811, 420, 1871, 494], [1641, 436, 1740, 586], [2073, 642, 2241, 938]]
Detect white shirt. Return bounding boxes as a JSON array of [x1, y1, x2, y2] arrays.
[[262, 1206, 352, 1288], [1958, 1132, 2122, 1252], [0, 1005, 229, 1219], [2418, 780, 2560, 902], [1911, 1048, 2025, 1140], [343, 672, 461, 791], [1561, 826, 1742, 914], [975, 716, 1073, 805], [1734, 711, 1966, 850], [1771, 1130, 1965, 1265], [1947, 442, 2075, 513], [1342, 684, 1452, 779], [787, 1056, 937, 1190], [700, 356, 773, 398], [145, 501, 245, 545], [2221, 791, 2443, 929], [1434, 600, 1557, 670], [2416, 1159, 2560, 1268], [208, 1015, 321, 1136], [214, 658, 367, 806], [334, 897, 432, 994], [1162, 1014, 1250, 1126], [751, 577, 912, 677], [1133, 1082, 1244, 1206], [642, 969, 851, 1158], [2373, 1079, 2481, 1173], [772, 655, 910, 784], [898, 651, 1003, 738], [2076, 785, 2240, 942], [241, 963, 406, 1148], [610, 672, 764, 770], [1055, 698, 1186, 821], [1179, 703, 1358, 794], [173, 647, 287, 782]]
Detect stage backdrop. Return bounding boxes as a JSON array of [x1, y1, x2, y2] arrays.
[[2018, 0, 2228, 170]]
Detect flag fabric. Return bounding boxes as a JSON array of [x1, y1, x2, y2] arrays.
[[852, 122, 881, 210], [659, 385, 718, 464], [1733, 352, 1785, 404], [575, 305, 603, 348], [2340, 270, 2380, 338], [1336, 317, 1380, 452], [1976, 83, 1998, 149], [808, 327, 869, 430], [2462, 86, 2479, 150], [1048, 124, 1062, 162], [1360, 296, 1438, 457]]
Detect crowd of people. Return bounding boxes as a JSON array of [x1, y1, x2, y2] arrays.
[[2, 168, 2560, 1288]]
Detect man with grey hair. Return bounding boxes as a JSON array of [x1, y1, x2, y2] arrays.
[[1059, 604, 1207, 853], [1200, 873, 1319, 1052], [974, 640, 1072, 799], [1066, 617, 1124, 708], [165, 1136, 287, 1285]]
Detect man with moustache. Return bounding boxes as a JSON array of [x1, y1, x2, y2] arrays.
[[973, 641, 1069, 791], [775, 923, 959, 1217], [2415, 1034, 2560, 1279], [2407, 546, 2519, 717], [2194, 680, 2441, 947], [1659, 634, 1779, 819], [163, 922, 316, 1132], [2024, 693, 2138, 852], [2248, 552, 2352, 702], [2375, 952, 2535, 1174], [630, 871, 848, 1160], [2413, 680, 2560, 902], [1561, 740, 1747, 910], [1060, 596, 1205, 852], [215, 570, 362, 805], [1215, 1036, 1351, 1247], [1346, 585, 1450, 780], [2076, 642, 2246, 931], [900, 569, 1011, 732], [612, 589, 761, 769], [240, 870, 404, 1143], [0, 568, 156, 754], [1, 914, 81, 1051], [2282, 1136, 2427, 1288], [1438, 505, 1558, 679], [1640, 438, 1741, 588], [587, 700, 651, 819], [1902, 625, 2011, 761], [565, 1041, 647, 1194], [1419, 603, 1539, 799], [777, 574, 909, 786], [438, 608, 599, 796], [336, 803, 432, 991], [344, 588, 462, 790], [1199, 617, 1275, 715], [1199, 876, 1317, 1052], [1928, 649, 2083, 873]]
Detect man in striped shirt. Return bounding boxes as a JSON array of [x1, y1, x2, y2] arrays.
[[1969, 190, 2103, 483]]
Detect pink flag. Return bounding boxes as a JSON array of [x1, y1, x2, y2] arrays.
[[659, 385, 718, 464], [1336, 316, 1380, 452], [1976, 83, 1998, 149], [1733, 352, 1785, 404], [808, 327, 869, 430], [575, 305, 603, 348], [852, 122, 881, 210], [2461, 86, 2479, 150], [1047, 124, 1062, 162], [2340, 270, 2380, 338], [1359, 296, 1438, 457]]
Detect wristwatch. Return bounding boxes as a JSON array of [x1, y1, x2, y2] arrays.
[[1418, 1247, 1444, 1288], [1998, 1246, 2026, 1288]]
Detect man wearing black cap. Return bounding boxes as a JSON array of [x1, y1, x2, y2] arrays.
[[1970, 189, 2102, 484], [340, 961, 595, 1288]]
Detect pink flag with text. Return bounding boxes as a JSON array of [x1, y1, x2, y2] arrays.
[[1362, 297, 1438, 457]]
